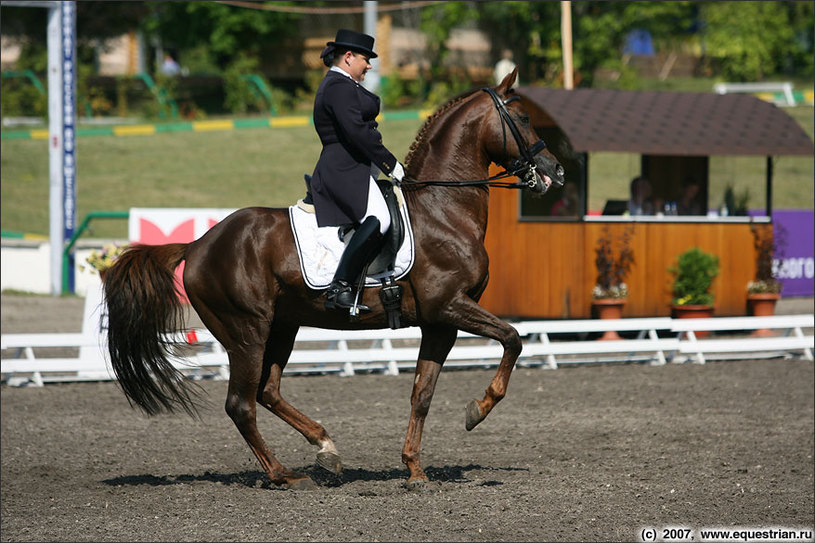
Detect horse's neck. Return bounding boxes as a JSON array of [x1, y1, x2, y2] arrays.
[[405, 111, 492, 226]]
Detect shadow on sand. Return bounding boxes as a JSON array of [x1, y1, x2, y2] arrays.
[[102, 463, 529, 490]]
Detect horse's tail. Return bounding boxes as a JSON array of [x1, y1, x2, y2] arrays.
[[103, 243, 202, 417]]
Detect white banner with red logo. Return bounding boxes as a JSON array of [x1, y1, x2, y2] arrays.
[[128, 208, 236, 302]]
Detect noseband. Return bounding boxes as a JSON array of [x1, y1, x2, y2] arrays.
[[481, 87, 548, 188]]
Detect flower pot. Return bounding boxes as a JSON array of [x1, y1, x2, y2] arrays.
[[592, 298, 626, 341], [747, 292, 781, 317], [747, 292, 781, 337], [671, 304, 714, 339]]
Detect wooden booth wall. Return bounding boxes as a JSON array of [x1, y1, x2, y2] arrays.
[[479, 187, 766, 319]]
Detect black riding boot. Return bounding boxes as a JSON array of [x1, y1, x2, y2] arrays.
[[325, 216, 384, 311]]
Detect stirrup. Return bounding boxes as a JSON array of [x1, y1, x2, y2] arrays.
[[324, 282, 370, 312]]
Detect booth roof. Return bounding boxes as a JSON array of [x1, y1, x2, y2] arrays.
[[517, 87, 814, 157]]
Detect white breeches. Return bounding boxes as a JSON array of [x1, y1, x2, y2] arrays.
[[362, 176, 391, 235]]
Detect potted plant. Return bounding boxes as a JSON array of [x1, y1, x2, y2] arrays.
[[591, 225, 635, 340], [747, 225, 783, 335], [721, 183, 750, 216], [668, 247, 719, 336]]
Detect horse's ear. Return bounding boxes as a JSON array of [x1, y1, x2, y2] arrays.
[[496, 67, 518, 94]]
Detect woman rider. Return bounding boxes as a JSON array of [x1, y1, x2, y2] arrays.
[[311, 29, 405, 311]]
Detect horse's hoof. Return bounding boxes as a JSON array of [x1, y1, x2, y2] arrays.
[[316, 451, 343, 476], [286, 476, 318, 491], [465, 399, 484, 431], [404, 478, 428, 491]]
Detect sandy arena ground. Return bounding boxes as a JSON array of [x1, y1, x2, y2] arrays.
[[1, 294, 813, 542]]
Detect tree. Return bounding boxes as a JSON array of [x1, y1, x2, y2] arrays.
[[569, 2, 697, 86], [140, 2, 300, 72], [699, 1, 799, 81], [417, 1, 698, 87], [0, 1, 300, 75]]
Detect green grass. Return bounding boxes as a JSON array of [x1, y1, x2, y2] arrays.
[[2, 105, 812, 239], [0, 118, 425, 239]]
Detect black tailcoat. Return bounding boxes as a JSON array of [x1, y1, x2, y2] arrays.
[[310, 70, 398, 227]]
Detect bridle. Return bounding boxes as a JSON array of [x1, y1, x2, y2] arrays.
[[400, 87, 549, 190]]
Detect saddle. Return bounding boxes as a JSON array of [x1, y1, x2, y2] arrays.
[[303, 174, 407, 328]]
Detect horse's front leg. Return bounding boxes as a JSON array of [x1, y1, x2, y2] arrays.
[[441, 295, 522, 431], [402, 325, 457, 489]]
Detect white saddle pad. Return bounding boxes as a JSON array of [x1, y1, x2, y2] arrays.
[[289, 191, 415, 290]]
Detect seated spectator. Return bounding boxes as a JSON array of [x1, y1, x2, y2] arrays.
[[551, 182, 580, 217], [677, 177, 703, 215], [627, 176, 654, 216]]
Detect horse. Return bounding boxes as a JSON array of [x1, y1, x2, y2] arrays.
[[103, 69, 565, 490]]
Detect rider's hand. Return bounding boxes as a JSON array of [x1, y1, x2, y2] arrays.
[[391, 162, 405, 182]]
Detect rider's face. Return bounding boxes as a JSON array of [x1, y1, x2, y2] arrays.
[[344, 51, 371, 83]]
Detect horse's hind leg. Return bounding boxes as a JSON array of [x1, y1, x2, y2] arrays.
[[191, 302, 316, 490], [440, 295, 522, 431], [402, 325, 457, 488], [223, 335, 318, 490], [258, 321, 343, 476]]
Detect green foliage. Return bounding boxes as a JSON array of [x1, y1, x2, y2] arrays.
[[422, 74, 473, 110], [3, 0, 813, 100], [292, 69, 326, 113], [419, 2, 479, 79], [413, 1, 812, 86], [381, 73, 424, 109], [722, 183, 750, 216], [77, 64, 113, 118], [669, 247, 720, 306], [700, 2, 798, 81], [223, 55, 265, 115], [787, 1, 815, 79], [176, 45, 221, 76], [139, 2, 299, 69], [269, 87, 295, 116], [571, 2, 697, 86], [0, 75, 47, 118]]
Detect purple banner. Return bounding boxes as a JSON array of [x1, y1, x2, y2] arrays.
[[773, 210, 814, 297]]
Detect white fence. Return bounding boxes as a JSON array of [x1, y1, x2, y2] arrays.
[[3, 314, 812, 387], [713, 81, 796, 106]]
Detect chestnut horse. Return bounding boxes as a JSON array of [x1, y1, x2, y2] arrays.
[[103, 69, 564, 490]]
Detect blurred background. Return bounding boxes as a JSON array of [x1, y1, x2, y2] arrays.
[[2, 1, 812, 121]]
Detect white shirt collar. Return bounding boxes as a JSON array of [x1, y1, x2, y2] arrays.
[[330, 66, 354, 80]]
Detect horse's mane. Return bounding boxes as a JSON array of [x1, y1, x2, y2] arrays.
[[404, 88, 480, 170]]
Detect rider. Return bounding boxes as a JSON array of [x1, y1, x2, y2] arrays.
[[311, 29, 406, 311]]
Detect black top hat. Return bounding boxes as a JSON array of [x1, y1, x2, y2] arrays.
[[326, 29, 378, 59]]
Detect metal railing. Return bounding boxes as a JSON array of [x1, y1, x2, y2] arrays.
[[62, 211, 129, 294]]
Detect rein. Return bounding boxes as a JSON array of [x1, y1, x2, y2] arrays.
[[399, 87, 547, 190]]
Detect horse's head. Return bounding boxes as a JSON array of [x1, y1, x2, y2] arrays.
[[483, 69, 565, 194]]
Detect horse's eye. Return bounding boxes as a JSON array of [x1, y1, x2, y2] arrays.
[[518, 114, 530, 125]]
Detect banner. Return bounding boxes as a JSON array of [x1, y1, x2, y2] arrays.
[[129, 208, 236, 302], [61, 2, 77, 291], [773, 210, 814, 297]]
